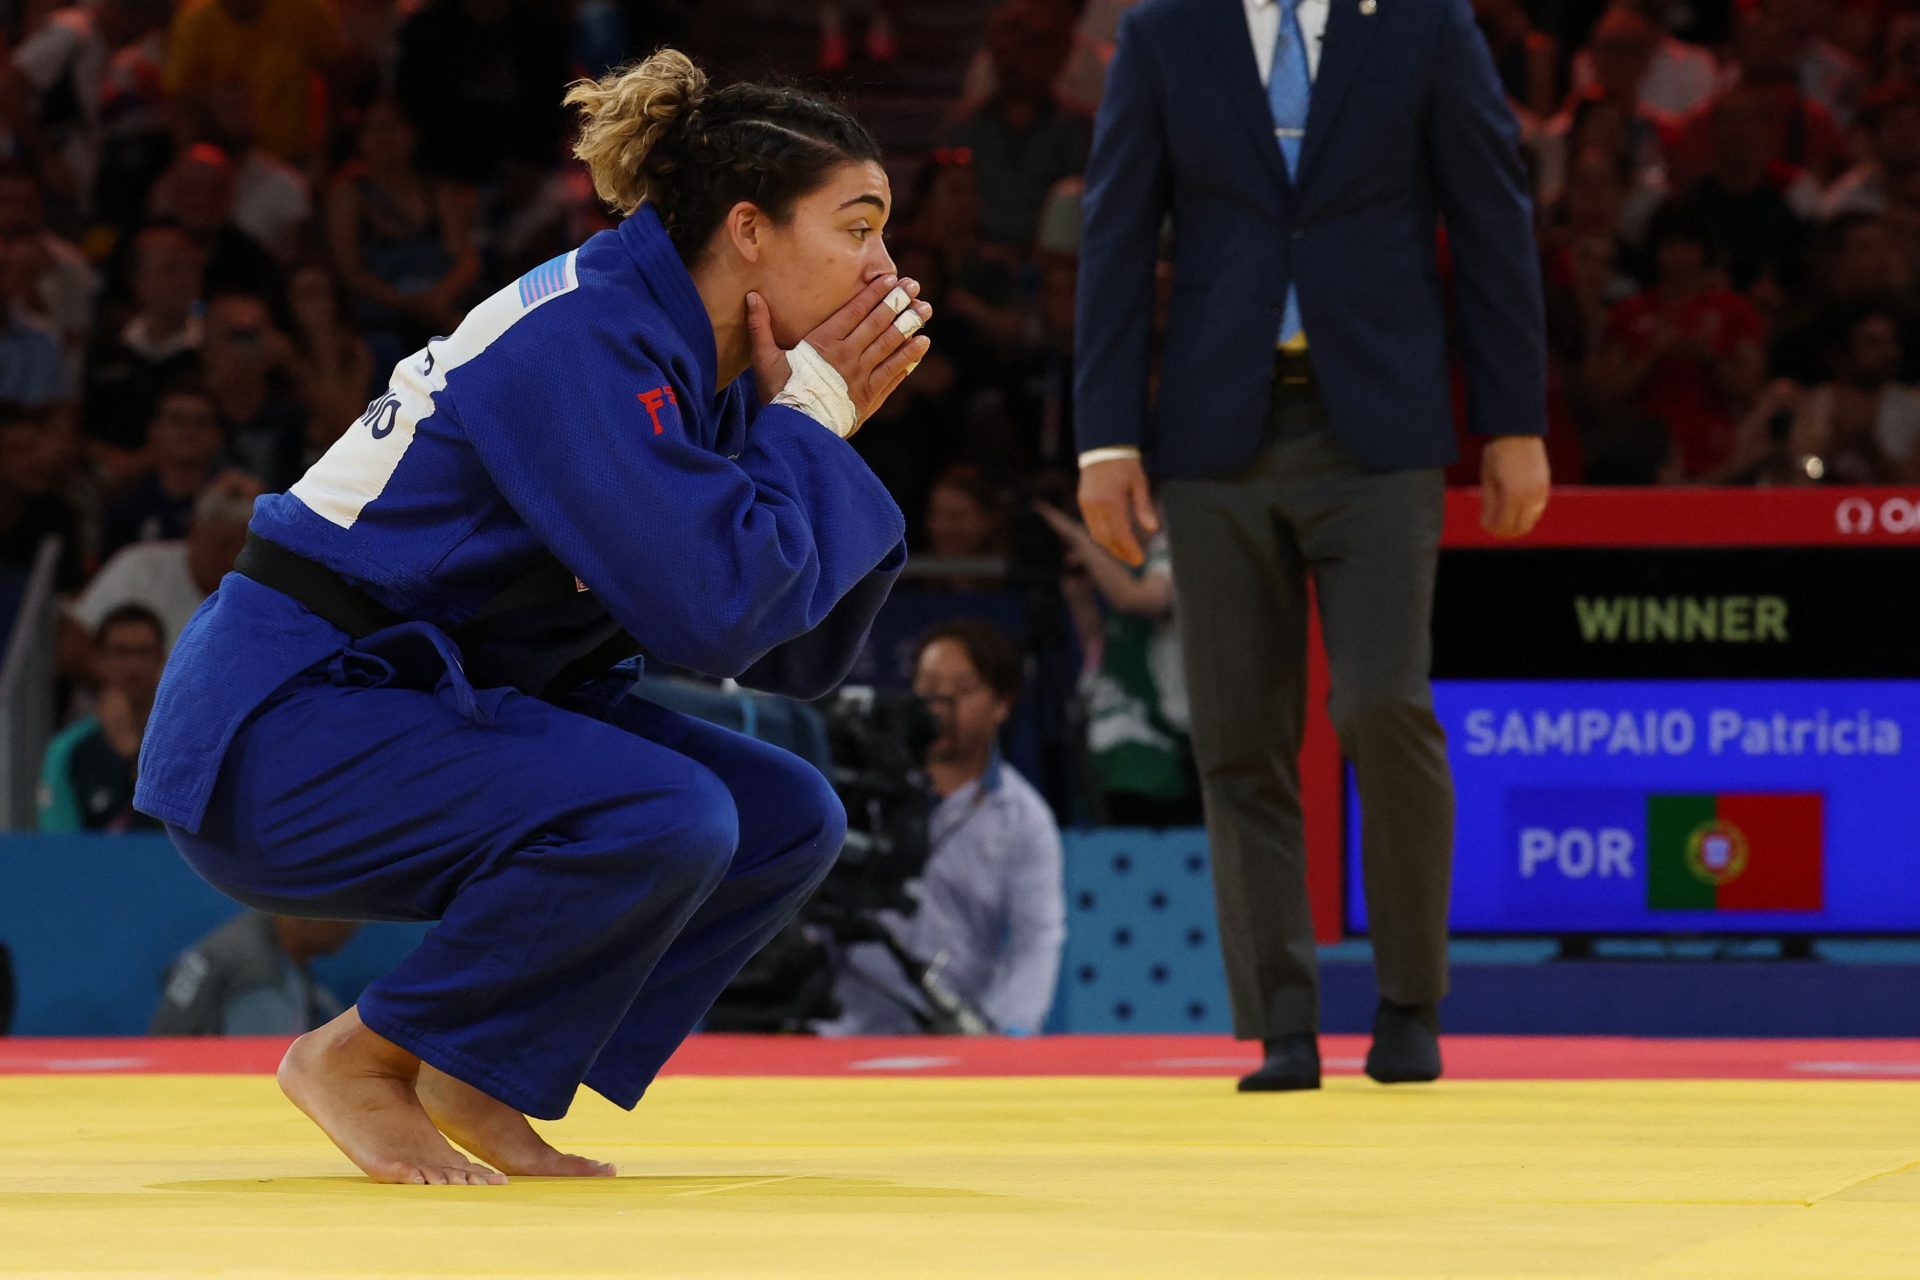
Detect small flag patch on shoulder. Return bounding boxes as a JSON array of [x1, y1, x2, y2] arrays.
[[517, 253, 576, 308]]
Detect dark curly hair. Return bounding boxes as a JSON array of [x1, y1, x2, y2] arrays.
[[564, 48, 883, 262], [914, 619, 1023, 706]]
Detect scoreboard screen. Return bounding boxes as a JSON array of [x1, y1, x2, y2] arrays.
[[1342, 490, 1920, 936]]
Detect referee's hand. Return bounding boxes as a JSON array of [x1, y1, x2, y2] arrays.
[[1079, 455, 1159, 568], [1480, 435, 1550, 539]]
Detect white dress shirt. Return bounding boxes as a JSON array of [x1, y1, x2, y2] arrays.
[[1245, 0, 1328, 85], [1080, 0, 1329, 471]]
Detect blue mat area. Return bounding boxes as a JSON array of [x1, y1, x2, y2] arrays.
[[0, 834, 428, 1036], [1050, 828, 1231, 1034], [1053, 829, 1920, 1038], [7, 831, 1919, 1037]]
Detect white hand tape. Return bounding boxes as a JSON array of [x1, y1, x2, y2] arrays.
[[771, 339, 857, 438], [885, 285, 924, 337]]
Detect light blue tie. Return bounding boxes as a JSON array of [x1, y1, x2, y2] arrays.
[[1268, 1, 1311, 345]]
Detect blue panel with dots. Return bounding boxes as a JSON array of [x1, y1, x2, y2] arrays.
[[1050, 828, 1230, 1032]]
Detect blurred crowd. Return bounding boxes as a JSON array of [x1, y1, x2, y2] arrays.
[[9, 0, 1920, 841], [1509, 0, 1920, 488]]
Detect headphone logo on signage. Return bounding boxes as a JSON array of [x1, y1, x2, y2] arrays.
[[1836, 496, 1920, 535], [1686, 820, 1750, 887]]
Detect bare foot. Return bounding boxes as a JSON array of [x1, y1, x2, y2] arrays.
[[277, 1006, 507, 1186], [417, 1064, 617, 1178]]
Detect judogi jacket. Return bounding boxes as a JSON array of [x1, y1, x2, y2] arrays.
[[135, 205, 907, 833]]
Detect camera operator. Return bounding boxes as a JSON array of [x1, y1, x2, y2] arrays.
[[820, 619, 1065, 1035]]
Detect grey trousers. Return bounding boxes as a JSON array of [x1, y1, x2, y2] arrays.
[[1160, 394, 1453, 1039]]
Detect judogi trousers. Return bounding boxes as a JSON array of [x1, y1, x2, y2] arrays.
[[166, 633, 842, 1120]]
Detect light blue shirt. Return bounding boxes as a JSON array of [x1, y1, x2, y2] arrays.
[[821, 755, 1066, 1035]]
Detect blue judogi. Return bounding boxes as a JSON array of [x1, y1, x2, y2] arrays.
[[134, 206, 907, 1119]]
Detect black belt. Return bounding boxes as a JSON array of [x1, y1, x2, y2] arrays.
[[234, 533, 403, 639], [236, 532, 645, 696]]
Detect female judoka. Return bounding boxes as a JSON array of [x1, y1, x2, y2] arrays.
[[134, 49, 931, 1185]]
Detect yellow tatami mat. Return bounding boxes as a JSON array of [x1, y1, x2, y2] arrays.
[[3, 1075, 1919, 1279]]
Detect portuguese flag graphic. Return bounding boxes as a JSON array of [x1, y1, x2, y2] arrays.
[[1646, 793, 1824, 911]]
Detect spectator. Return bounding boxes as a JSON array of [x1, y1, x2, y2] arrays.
[[282, 259, 374, 461], [201, 290, 307, 489], [69, 470, 259, 651], [1541, 146, 1642, 468], [146, 143, 280, 299], [1545, 148, 1639, 304], [1540, 144, 1644, 290], [820, 621, 1065, 1035], [1674, 3, 1848, 184], [0, 0, 171, 223], [325, 97, 479, 376], [947, 0, 1091, 249], [896, 148, 1024, 375], [1821, 81, 1920, 222], [393, 0, 573, 187], [90, 13, 174, 235], [1826, 0, 1884, 72], [898, 148, 983, 270], [1572, 0, 1718, 118], [1534, 97, 1673, 249], [98, 381, 226, 558], [164, 0, 344, 167], [569, 0, 692, 81], [1783, 304, 1920, 482], [1769, 0, 1868, 129], [150, 912, 359, 1035], [1587, 201, 1768, 481], [37, 603, 166, 832], [479, 159, 612, 285], [1473, 0, 1561, 122], [81, 225, 205, 468], [816, 0, 899, 73], [332, 0, 415, 104], [922, 462, 1010, 590], [1772, 212, 1920, 383], [1007, 236, 1081, 471], [852, 245, 965, 537], [1035, 501, 1194, 826], [0, 160, 96, 362], [1679, 86, 1815, 301], [958, 0, 1112, 118], [1530, 10, 1677, 236], [1891, 11, 1920, 87], [0, 399, 85, 592], [0, 231, 69, 407], [200, 80, 314, 262]]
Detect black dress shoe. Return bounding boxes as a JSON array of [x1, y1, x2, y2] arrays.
[[1365, 999, 1442, 1084], [1237, 1033, 1321, 1092]]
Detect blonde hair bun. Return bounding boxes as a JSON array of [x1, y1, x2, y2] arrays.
[[565, 48, 710, 216]]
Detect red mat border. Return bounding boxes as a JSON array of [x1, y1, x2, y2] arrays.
[[4, 1035, 1920, 1080]]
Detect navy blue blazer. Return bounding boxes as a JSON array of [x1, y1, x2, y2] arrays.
[[1074, 0, 1548, 478]]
